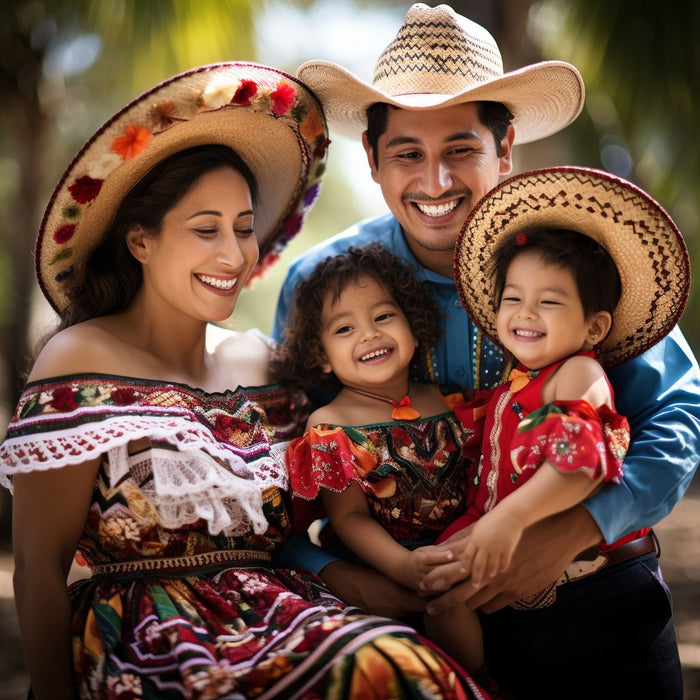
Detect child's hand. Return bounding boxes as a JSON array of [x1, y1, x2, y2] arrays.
[[457, 512, 524, 587], [401, 545, 454, 589]]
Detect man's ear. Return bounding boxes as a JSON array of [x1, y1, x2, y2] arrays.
[[125, 226, 150, 263], [586, 311, 613, 346], [499, 124, 515, 176], [362, 131, 380, 184]]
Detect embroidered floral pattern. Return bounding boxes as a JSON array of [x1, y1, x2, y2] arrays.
[[287, 415, 471, 545], [1, 378, 477, 698]]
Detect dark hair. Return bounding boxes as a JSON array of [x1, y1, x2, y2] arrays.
[[491, 227, 621, 325], [272, 244, 442, 390], [58, 144, 258, 329], [365, 101, 514, 162]]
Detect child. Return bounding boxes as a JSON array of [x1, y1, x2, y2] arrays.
[[275, 244, 489, 676], [430, 165, 689, 682]]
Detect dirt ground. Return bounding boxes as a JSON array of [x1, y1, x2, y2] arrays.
[[1, 479, 699, 698]]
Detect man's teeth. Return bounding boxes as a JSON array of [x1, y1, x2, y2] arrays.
[[198, 274, 236, 290], [416, 200, 458, 217], [515, 329, 541, 337], [360, 348, 390, 361]]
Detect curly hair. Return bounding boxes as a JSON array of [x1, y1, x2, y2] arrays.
[[272, 244, 442, 390]]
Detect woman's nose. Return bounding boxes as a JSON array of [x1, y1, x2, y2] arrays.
[[216, 233, 245, 268]]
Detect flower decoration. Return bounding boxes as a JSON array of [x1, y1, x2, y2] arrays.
[[202, 75, 239, 109], [515, 231, 528, 246], [111, 124, 152, 160], [270, 82, 296, 116], [68, 176, 103, 204], [232, 79, 257, 106], [53, 224, 76, 245]]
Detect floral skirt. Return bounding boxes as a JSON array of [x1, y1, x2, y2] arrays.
[[70, 566, 485, 699]]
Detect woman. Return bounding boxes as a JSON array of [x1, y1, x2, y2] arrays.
[[0, 63, 485, 699]]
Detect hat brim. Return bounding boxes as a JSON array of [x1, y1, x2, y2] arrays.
[[454, 167, 690, 368], [297, 59, 584, 144], [37, 63, 328, 313]]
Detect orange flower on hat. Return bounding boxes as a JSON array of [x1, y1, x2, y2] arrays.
[[111, 124, 151, 160], [300, 107, 325, 146], [270, 82, 296, 116]]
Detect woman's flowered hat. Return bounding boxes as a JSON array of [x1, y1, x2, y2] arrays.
[[37, 62, 329, 313], [454, 166, 690, 368]]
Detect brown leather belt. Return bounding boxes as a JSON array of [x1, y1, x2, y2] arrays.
[[557, 531, 659, 586], [513, 532, 659, 609]]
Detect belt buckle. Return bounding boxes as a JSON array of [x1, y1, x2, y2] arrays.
[[557, 553, 607, 585]]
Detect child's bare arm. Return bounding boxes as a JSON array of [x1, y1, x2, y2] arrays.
[[321, 484, 451, 589]]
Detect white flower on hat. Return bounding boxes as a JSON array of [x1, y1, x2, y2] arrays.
[[202, 75, 239, 109], [88, 152, 123, 181]]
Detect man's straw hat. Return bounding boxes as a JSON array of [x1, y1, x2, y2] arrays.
[[297, 3, 584, 143]]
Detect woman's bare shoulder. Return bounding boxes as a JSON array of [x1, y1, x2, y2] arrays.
[[28, 322, 121, 381]]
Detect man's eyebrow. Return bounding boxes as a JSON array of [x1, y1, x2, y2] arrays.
[[384, 131, 481, 149]]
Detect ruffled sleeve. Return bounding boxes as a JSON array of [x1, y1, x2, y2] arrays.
[[510, 400, 629, 483], [286, 425, 380, 500], [0, 377, 294, 537]]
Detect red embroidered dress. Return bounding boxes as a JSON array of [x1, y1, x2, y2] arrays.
[[287, 412, 472, 547], [0, 375, 486, 700], [439, 352, 645, 550]]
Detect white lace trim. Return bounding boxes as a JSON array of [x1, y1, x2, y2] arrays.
[[0, 412, 290, 536]]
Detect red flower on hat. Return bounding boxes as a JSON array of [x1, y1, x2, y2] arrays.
[[68, 175, 103, 204], [232, 79, 258, 106], [270, 82, 296, 116], [516, 231, 528, 246], [53, 224, 76, 244], [111, 124, 152, 160]]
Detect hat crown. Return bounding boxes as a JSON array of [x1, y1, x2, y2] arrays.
[[373, 3, 504, 97]]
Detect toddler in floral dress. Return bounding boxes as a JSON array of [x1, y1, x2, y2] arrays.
[[276, 244, 493, 677]]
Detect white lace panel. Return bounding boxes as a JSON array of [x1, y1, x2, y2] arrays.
[[1, 413, 292, 535]]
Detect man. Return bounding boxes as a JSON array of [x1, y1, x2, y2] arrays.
[[273, 4, 699, 696]]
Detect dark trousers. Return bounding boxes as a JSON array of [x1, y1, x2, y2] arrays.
[[480, 551, 683, 699]]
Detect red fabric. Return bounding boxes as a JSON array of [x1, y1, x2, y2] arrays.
[[439, 352, 642, 551]]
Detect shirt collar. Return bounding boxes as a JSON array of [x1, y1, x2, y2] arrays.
[[387, 218, 455, 286]]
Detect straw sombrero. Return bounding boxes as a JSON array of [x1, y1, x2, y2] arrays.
[[454, 166, 690, 368], [37, 62, 329, 313], [297, 3, 584, 144]]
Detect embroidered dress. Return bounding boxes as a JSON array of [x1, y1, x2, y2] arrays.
[[287, 413, 472, 547], [439, 352, 646, 550], [0, 375, 485, 700]]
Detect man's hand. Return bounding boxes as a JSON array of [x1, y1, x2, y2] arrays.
[[421, 505, 602, 615], [319, 559, 428, 619]]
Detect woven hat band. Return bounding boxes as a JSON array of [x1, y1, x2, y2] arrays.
[[373, 5, 503, 96]]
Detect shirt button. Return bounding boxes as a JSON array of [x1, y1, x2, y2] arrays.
[[453, 299, 461, 308], [456, 367, 466, 377]]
